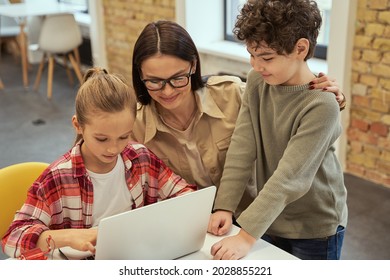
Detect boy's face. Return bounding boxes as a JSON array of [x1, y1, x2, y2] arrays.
[[73, 108, 134, 173], [247, 41, 306, 86]]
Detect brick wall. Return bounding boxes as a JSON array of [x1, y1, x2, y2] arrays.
[[348, 0, 390, 187], [102, 0, 175, 81]]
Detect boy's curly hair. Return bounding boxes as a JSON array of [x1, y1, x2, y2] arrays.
[[234, 0, 322, 60]]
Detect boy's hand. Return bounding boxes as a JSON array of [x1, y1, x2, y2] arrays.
[[208, 210, 233, 236], [210, 229, 256, 260]]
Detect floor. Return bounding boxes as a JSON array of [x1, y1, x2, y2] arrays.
[[1, 52, 390, 260]]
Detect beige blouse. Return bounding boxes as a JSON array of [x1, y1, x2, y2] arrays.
[[131, 75, 256, 217]]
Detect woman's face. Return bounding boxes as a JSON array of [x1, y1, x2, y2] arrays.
[[140, 54, 194, 111]]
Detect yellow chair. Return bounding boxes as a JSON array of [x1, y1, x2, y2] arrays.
[[0, 162, 49, 237]]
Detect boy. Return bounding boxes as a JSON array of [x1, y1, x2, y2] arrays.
[[208, 0, 347, 260]]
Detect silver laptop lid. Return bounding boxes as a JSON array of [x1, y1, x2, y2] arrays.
[[94, 186, 216, 260]]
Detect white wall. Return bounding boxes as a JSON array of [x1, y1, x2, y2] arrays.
[[327, 0, 357, 169], [88, 0, 107, 68]]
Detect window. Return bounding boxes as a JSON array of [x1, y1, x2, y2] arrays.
[[57, 0, 88, 13], [224, 0, 332, 60], [315, 0, 332, 59]]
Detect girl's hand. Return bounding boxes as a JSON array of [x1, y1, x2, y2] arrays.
[[37, 228, 98, 254], [68, 228, 98, 254]]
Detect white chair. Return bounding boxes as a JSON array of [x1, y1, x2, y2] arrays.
[[26, 15, 44, 64], [33, 13, 83, 99], [0, 0, 21, 61]]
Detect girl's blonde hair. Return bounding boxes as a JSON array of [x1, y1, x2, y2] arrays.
[[74, 67, 137, 144]]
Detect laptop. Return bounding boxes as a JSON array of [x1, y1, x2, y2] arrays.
[[91, 186, 216, 260]]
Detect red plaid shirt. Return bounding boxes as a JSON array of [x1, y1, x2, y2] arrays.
[[2, 141, 196, 258]]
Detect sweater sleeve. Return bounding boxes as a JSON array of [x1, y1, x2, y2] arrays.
[[213, 74, 258, 213]]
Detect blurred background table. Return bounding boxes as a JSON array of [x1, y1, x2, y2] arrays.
[[0, 0, 83, 87]]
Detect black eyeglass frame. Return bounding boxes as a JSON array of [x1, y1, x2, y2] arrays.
[[141, 66, 193, 91]]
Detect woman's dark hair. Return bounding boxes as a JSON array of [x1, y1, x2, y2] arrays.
[[132, 20, 204, 105]]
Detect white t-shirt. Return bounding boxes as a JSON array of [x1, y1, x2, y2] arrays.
[[87, 156, 133, 226]]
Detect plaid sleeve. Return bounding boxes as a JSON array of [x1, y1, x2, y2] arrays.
[[2, 179, 53, 258], [129, 144, 197, 205], [1, 153, 89, 258]]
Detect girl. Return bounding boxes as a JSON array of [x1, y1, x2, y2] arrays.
[[2, 68, 196, 258]]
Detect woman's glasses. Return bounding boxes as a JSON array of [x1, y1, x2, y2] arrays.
[[142, 67, 193, 91]]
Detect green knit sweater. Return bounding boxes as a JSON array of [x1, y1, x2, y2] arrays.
[[214, 69, 348, 239]]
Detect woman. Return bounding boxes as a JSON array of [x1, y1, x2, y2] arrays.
[[131, 20, 346, 217]]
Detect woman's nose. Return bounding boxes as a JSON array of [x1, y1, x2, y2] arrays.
[[160, 82, 176, 95]]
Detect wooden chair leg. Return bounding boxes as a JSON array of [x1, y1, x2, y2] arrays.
[[73, 47, 80, 67], [10, 38, 20, 63], [34, 53, 46, 91], [63, 55, 74, 85], [68, 53, 83, 85], [0, 78, 4, 90], [73, 47, 83, 78], [47, 55, 54, 99]]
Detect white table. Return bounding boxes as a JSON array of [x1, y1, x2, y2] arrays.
[[54, 225, 299, 260], [0, 1, 83, 87], [180, 226, 299, 260]]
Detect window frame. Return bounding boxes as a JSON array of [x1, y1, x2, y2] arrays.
[[223, 0, 329, 60], [57, 0, 89, 13]]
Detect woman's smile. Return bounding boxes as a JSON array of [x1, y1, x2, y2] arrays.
[[159, 93, 180, 104]]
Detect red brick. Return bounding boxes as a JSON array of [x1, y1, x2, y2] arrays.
[[346, 163, 366, 177], [350, 140, 364, 152], [365, 170, 386, 184], [370, 122, 389, 137], [351, 119, 370, 132], [347, 128, 379, 145], [378, 138, 390, 150], [382, 177, 390, 188], [353, 95, 371, 108]]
